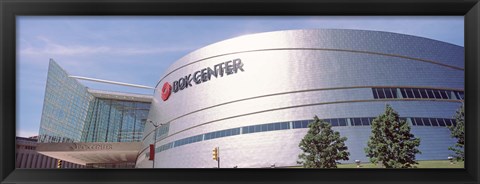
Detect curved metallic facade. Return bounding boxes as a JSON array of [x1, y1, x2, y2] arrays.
[[137, 29, 464, 168]]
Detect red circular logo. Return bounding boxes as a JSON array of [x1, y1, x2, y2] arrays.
[[161, 82, 172, 101]]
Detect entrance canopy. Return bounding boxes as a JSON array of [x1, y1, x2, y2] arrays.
[[37, 142, 142, 165]]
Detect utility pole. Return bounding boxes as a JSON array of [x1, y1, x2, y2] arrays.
[[147, 120, 164, 169]]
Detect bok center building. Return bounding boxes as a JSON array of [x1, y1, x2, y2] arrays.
[[136, 29, 464, 168]]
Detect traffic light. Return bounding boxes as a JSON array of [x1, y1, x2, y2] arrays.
[[212, 147, 219, 161], [57, 160, 62, 168]]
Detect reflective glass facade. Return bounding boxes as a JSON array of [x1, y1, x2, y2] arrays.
[[38, 59, 152, 143], [38, 60, 94, 143], [81, 98, 150, 142]]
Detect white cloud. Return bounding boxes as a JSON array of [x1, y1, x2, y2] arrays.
[[21, 36, 110, 56], [20, 36, 194, 56], [16, 130, 39, 138]]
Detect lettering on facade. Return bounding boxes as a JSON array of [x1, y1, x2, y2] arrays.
[[161, 58, 244, 101], [71, 143, 113, 150]]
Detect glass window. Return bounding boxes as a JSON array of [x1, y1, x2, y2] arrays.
[[301, 120, 309, 128], [249, 126, 255, 133], [372, 88, 379, 99], [281, 122, 289, 129], [440, 90, 449, 99], [405, 88, 414, 98], [261, 124, 268, 132], [437, 118, 446, 126], [401, 88, 408, 98], [430, 118, 439, 126], [433, 90, 442, 99], [437, 90, 445, 99], [391, 88, 397, 98], [242, 127, 249, 134], [268, 124, 275, 131], [361, 118, 370, 126], [410, 118, 417, 125], [449, 119, 456, 126], [377, 88, 386, 98], [338, 118, 347, 126], [352, 118, 362, 126], [451, 119, 457, 126], [426, 89, 434, 99], [412, 88, 421, 98], [215, 131, 221, 138], [454, 91, 461, 99], [414, 118, 424, 126], [225, 129, 232, 136], [384, 88, 393, 98], [293, 121, 301, 129], [444, 119, 452, 126], [419, 89, 428, 98], [255, 125, 261, 132], [331, 119, 339, 126], [458, 91, 464, 100], [422, 118, 432, 126], [274, 123, 281, 130]]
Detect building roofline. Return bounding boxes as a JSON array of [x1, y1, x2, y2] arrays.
[[87, 89, 153, 102]]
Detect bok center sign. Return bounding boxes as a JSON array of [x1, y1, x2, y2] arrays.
[[161, 58, 245, 101], [70, 143, 113, 151]]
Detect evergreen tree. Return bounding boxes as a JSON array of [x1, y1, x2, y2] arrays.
[[365, 104, 421, 168], [297, 116, 350, 168], [448, 103, 465, 161]]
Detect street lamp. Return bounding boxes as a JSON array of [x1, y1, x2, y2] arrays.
[[146, 119, 164, 168], [448, 156, 454, 164], [355, 160, 361, 168]]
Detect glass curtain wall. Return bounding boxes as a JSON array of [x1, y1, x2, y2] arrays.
[[38, 59, 151, 143], [38, 59, 94, 143], [81, 98, 150, 142]]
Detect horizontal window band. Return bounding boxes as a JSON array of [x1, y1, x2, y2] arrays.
[[142, 86, 463, 141], [155, 48, 464, 89], [152, 99, 461, 141], [138, 116, 457, 159], [372, 87, 464, 100], [138, 98, 462, 157]]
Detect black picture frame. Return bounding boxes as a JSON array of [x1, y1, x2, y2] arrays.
[[1, 0, 479, 184]]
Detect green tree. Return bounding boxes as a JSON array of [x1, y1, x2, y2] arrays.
[[365, 104, 421, 168], [448, 103, 464, 161], [297, 116, 350, 168]]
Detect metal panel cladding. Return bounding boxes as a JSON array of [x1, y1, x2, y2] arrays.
[[137, 29, 464, 168]]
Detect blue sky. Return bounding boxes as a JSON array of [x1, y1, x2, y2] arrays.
[[16, 16, 464, 137]]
